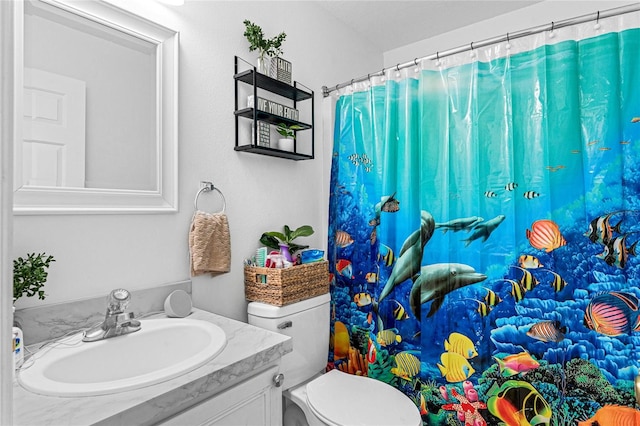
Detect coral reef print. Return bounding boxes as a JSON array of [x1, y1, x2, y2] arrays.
[[328, 28, 640, 425]]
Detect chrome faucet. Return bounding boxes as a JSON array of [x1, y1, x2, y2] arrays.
[[83, 288, 141, 342]]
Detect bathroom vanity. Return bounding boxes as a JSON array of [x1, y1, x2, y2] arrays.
[[13, 308, 292, 425]]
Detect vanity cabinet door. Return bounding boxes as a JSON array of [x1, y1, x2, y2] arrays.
[[158, 365, 283, 426]]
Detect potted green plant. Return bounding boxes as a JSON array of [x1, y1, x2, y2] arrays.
[[276, 123, 305, 152], [260, 225, 314, 262], [13, 252, 55, 303], [243, 20, 286, 74]]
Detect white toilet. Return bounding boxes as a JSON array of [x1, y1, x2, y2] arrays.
[[248, 293, 422, 426]]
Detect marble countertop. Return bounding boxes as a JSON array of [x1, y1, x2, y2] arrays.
[[13, 309, 292, 426]]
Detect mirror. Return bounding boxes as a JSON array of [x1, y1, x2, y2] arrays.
[[14, 0, 178, 214]]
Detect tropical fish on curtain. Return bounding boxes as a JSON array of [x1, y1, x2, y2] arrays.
[[327, 25, 640, 426]]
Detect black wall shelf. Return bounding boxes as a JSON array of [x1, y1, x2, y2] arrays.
[[234, 69, 313, 101], [234, 108, 312, 129], [234, 145, 314, 161], [234, 56, 315, 161]]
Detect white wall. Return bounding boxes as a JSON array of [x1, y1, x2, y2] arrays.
[[12, 1, 382, 322], [384, 0, 637, 68]]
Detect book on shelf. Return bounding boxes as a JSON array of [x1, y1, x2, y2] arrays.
[[247, 95, 299, 121]]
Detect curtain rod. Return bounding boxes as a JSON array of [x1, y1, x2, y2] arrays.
[[322, 3, 640, 97]]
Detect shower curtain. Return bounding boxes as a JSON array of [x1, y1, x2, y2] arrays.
[[326, 15, 640, 426]]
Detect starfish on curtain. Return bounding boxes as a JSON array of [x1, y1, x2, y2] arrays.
[[441, 385, 487, 426]]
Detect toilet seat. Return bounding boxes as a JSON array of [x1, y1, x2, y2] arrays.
[[305, 369, 421, 426]]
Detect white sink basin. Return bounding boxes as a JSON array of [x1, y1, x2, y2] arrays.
[[18, 318, 227, 397]]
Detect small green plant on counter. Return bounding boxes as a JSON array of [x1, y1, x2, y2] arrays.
[[260, 225, 314, 255], [13, 252, 55, 303], [243, 20, 286, 59], [276, 123, 305, 139]]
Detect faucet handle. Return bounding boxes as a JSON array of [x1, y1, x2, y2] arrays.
[[107, 288, 131, 314]]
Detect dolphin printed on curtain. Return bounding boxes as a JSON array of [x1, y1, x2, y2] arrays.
[[327, 22, 640, 426]]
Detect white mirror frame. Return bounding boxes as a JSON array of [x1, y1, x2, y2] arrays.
[[13, 0, 178, 214]]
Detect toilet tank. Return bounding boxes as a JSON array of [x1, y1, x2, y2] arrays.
[[248, 293, 330, 390]]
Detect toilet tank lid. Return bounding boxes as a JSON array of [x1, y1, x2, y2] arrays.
[[248, 293, 331, 318]]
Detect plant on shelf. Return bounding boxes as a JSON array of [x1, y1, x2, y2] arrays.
[[276, 123, 304, 139], [260, 225, 314, 262], [243, 20, 286, 73], [13, 252, 55, 303], [276, 123, 305, 151]]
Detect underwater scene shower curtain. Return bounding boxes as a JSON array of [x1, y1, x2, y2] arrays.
[[327, 23, 640, 426]]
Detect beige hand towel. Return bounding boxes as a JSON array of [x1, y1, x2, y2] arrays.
[[189, 211, 231, 276]]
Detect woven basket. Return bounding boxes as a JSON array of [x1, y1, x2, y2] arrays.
[[244, 261, 329, 306]]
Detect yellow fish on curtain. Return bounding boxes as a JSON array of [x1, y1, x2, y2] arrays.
[[189, 210, 231, 276]]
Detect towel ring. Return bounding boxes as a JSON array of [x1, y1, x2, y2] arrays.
[[194, 181, 226, 213]]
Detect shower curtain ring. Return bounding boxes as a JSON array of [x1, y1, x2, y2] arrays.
[[596, 11, 600, 23], [551, 21, 555, 32], [506, 32, 510, 43]]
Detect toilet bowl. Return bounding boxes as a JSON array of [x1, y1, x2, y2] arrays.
[[247, 293, 421, 426]]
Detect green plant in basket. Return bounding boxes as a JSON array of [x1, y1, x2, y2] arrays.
[[260, 225, 314, 255], [276, 123, 305, 140], [13, 252, 55, 303]]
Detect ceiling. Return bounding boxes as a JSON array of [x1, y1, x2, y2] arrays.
[[313, 1, 543, 52]]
